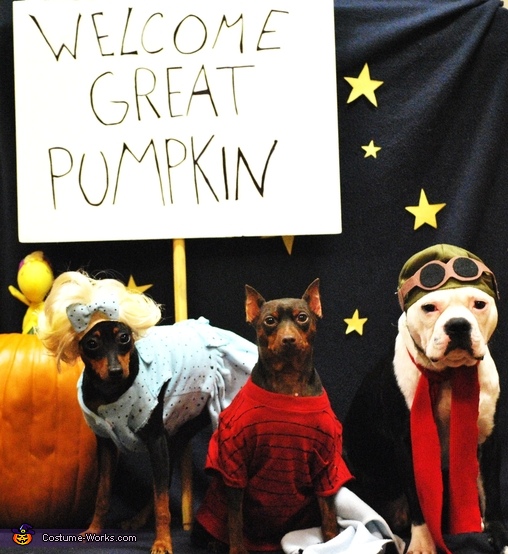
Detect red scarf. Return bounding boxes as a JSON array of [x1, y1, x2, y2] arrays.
[[408, 351, 482, 554]]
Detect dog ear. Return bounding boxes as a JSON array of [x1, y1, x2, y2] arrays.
[[245, 285, 266, 324], [303, 278, 322, 318]]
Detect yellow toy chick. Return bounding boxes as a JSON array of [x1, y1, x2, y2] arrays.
[[8, 251, 54, 334]]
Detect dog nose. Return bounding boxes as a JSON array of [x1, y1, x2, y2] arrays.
[[444, 317, 472, 337], [108, 366, 123, 379], [444, 317, 473, 354], [282, 335, 296, 345]]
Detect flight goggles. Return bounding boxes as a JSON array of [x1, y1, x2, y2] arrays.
[[398, 255, 498, 310]]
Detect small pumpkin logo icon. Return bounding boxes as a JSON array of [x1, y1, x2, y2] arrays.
[[11, 523, 34, 546]]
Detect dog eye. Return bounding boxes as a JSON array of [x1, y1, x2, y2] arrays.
[[473, 300, 487, 310], [84, 338, 99, 350], [264, 316, 277, 326], [421, 304, 437, 313], [117, 333, 131, 345], [296, 312, 309, 323]]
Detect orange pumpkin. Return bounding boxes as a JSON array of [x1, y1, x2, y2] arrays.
[[0, 334, 97, 528]]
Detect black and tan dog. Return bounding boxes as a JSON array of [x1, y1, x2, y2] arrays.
[[193, 279, 353, 554], [79, 320, 175, 553], [39, 271, 257, 554], [344, 244, 508, 554]]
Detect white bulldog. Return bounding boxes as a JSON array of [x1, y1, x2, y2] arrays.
[[394, 286, 500, 554], [344, 244, 508, 554]]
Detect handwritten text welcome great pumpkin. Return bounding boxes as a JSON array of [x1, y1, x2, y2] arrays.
[[28, 7, 288, 209]]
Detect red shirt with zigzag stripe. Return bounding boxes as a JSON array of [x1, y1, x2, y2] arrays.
[[195, 377, 353, 551]]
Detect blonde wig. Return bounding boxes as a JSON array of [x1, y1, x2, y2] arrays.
[[38, 271, 161, 365]]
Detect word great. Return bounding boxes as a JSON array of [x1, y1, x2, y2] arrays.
[[90, 64, 255, 125]]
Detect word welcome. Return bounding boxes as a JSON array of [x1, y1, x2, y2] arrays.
[[30, 8, 287, 61]]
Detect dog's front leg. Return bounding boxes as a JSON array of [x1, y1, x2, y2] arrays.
[[84, 436, 118, 535], [226, 485, 249, 554], [318, 495, 339, 542], [145, 429, 172, 554]]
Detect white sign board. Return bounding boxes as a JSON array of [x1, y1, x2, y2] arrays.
[[13, 0, 341, 242]]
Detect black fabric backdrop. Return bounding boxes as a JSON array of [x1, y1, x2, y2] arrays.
[[2, 1, 508, 552]]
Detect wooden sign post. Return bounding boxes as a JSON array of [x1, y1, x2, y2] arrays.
[[172, 237, 194, 529]]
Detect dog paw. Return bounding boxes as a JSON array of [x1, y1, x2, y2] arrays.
[[150, 539, 172, 554], [79, 526, 102, 537], [406, 545, 437, 553], [407, 523, 437, 554]]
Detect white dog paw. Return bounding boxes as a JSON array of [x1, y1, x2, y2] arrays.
[[407, 523, 437, 554]]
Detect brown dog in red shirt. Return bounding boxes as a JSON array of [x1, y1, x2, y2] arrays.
[[193, 279, 353, 554]]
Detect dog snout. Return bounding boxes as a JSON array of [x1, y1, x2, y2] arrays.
[[445, 317, 472, 337], [444, 317, 473, 354], [282, 335, 297, 345], [107, 352, 125, 379], [108, 364, 124, 379]]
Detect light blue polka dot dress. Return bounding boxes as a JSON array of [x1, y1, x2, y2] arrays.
[[77, 317, 258, 453]]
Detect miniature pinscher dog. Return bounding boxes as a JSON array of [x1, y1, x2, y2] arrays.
[[239, 279, 340, 547], [79, 320, 210, 554], [79, 320, 173, 554], [194, 279, 353, 554]]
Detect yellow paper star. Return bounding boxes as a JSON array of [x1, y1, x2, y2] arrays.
[[127, 275, 153, 294], [362, 140, 382, 158], [344, 64, 384, 107], [282, 236, 295, 255], [405, 189, 446, 230], [344, 309, 368, 335]]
